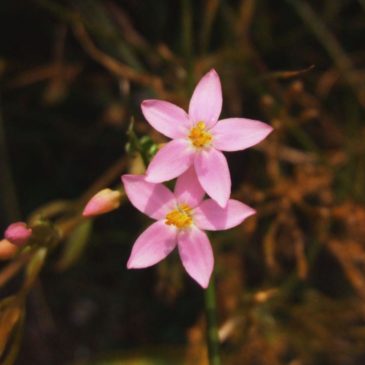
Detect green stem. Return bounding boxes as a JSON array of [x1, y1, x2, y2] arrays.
[[181, 0, 194, 94], [204, 270, 221, 365], [126, 119, 150, 167], [285, 0, 365, 107]]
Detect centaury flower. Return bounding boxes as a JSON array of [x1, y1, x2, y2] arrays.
[[122, 168, 255, 288], [141, 69, 273, 207]]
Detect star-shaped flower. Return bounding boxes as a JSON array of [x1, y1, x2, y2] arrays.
[[122, 168, 255, 288], [142, 69, 273, 207]]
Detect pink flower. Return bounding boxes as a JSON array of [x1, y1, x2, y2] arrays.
[[4, 222, 32, 247], [141, 69, 273, 208], [121, 168, 255, 288], [83, 188, 122, 217]]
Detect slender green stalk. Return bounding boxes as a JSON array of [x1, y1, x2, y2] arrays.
[[181, 0, 194, 94], [204, 269, 221, 365], [200, 0, 219, 54], [285, 0, 365, 107]]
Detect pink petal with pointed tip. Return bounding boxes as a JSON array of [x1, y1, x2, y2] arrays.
[[127, 220, 177, 269], [212, 118, 273, 151], [177, 227, 213, 288], [141, 100, 191, 139], [174, 166, 205, 208], [194, 199, 255, 231], [122, 175, 176, 220], [145, 139, 194, 183], [194, 148, 231, 208], [188, 69, 222, 128]]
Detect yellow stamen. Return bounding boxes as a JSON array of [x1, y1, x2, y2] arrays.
[[165, 204, 192, 229], [188, 121, 212, 148]]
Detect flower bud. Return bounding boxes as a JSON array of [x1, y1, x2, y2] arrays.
[[82, 189, 122, 217], [4, 222, 32, 247], [0, 239, 18, 260]]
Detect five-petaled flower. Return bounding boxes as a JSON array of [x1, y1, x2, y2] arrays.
[[141, 69, 273, 208], [122, 168, 255, 288]]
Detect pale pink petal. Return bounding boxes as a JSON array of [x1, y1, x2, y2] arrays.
[[177, 227, 213, 288], [188, 69, 222, 128], [194, 199, 255, 231], [174, 167, 205, 208], [83, 189, 122, 217], [122, 175, 176, 220], [145, 139, 194, 183], [141, 100, 191, 139], [212, 118, 273, 151], [127, 220, 177, 269], [194, 148, 231, 208]]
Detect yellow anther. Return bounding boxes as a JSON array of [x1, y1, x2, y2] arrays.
[[188, 121, 212, 148], [165, 204, 193, 229]]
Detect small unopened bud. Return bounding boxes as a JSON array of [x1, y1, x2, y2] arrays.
[[4, 222, 32, 247], [0, 239, 18, 260], [82, 189, 122, 217]]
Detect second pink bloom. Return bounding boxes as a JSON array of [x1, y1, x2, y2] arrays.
[[122, 168, 255, 288]]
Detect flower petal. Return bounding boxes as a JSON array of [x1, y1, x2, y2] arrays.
[[212, 118, 273, 151], [177, 227, 213, 288], [194, 199, 255, 231], [174, 166, 205, 208], [127, 220, 177, 269], [194, 148, 231, 208], [188, 69, 222, 128], [122, 175, 176, 219], [141, 100, 191, 139], [146, 139, 194, 183]]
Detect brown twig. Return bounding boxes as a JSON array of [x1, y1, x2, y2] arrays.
[[0, 252, 33, 288], [6, 64, 80, 89], [72, 22, 167, 97]]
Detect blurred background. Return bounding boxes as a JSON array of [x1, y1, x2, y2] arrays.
[[1, 0, 365, 364]]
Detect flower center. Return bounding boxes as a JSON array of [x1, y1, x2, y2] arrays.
[[165, 204, 192, 229], [188, 121, 212, 148]]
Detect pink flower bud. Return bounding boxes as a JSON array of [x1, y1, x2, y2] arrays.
[[82, 189, 122, 217], [4, 222, 32, 247]]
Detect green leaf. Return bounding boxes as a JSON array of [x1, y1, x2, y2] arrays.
[[56, 220, 93, 271], [1, 309, 24, 365], [22, 248, 47, 291]]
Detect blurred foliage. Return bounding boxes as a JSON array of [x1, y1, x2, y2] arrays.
[[1, 0, 365, 364]]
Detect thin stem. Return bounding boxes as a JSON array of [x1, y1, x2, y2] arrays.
[[126, 119, 150, 168], [181, 0, 194, 94], [0, 95, 20, 222], [285, 0, 365, 107], [200, 0, 219, 54], [204, 269, 221, 365]]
